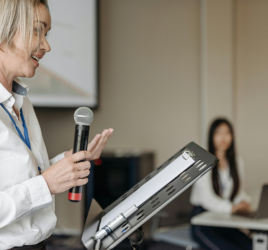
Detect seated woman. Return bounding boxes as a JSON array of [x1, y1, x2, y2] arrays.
[[190, 118, 252, 250]]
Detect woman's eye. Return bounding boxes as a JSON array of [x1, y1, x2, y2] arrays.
[[34, 28, 43, 34]]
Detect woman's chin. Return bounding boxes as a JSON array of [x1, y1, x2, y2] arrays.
[[23, 69, 36, 78], [218, 146, 231, 152]]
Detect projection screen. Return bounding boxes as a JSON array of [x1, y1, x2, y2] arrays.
[[20, 0, 98, 108]]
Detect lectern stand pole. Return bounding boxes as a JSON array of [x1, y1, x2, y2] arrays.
[[128, 227, 144, 250]]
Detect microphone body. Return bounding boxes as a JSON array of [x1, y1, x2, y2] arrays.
[[68, 124, 90, 202]]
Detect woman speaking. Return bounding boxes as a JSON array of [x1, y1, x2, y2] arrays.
[[0, 1, 113, 249]]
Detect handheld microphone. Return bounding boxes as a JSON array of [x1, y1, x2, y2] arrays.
[[68, 107, 94, 203]]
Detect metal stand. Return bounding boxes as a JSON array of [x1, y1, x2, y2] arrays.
[[128, 227, 144, 250], [82, 143, 218, 250]]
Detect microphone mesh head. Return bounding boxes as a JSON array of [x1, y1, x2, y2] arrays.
[[74, 107, 94, 126]]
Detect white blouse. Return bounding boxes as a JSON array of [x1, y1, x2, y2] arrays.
[[0, 79, 65, 249], [190, 157, 251, 214]]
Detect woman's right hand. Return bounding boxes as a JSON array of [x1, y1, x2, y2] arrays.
[[232, 201, 251, 214], [42, 151, 92, 195]]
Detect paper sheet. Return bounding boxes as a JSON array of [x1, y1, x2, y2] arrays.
[[99, 154, 195, 228]]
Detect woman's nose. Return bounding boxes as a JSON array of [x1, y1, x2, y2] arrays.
[[41, 37, 51, 53]]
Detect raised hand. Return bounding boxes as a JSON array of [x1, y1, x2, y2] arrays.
[[64, 128, 114, 160]]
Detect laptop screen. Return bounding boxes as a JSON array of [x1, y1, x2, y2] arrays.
[[256, 184, 268, 219]]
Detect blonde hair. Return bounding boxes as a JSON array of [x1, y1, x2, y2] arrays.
[[0, 0, 50, 55]]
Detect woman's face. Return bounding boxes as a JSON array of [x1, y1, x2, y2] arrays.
[[1, 3, 51, 78], [213, 123, 233, 152]]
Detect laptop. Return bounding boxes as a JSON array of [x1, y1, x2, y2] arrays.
[[236, 184, 268, 219]]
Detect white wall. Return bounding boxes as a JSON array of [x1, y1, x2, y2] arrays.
[[36, 0, 201, 233], [35, 0, 268, 233], [200, 0, 235, 147], [235, 0, 268, 208], [95, 0, 201, 165]]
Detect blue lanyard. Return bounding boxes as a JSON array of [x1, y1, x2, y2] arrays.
[[0, 103, 31, 150], [0, 103, 42, 174]]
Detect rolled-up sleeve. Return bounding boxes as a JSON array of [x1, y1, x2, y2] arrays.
[[0, 175, 52, 229]]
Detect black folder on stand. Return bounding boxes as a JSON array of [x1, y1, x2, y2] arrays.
[[82, 142, 218, 250]]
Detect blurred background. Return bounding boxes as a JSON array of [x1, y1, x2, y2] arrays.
[[27, 0, 268, 249]]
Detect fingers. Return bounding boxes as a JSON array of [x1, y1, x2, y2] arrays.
[[238, 203, 246, 210], [66, 167, 90, 187], [91, 129, 113, 159], [87, 134, 101, 152], [76, 169, 90, 179], [64, 149, 73, 158], [95, 129, 113, 158], [75, 178, 89, 186], [71, 151, 92, 163], [243, 202, 251, 210], [94, 129, 110, 149], [75, 161, 91, 171], [69, 177, 89, 189], [68, 129, 114, 163], [236, 202, 250, 212], [240, 201, 250, 210]]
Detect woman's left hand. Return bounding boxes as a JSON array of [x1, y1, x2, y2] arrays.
[[64, 128, 114, 160], [239, 201, 251, 212]]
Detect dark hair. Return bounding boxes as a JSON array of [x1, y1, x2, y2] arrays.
[[208, 118, 239, 201]]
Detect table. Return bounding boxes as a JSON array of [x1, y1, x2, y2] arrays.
[[191, 212, 268, 250]]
